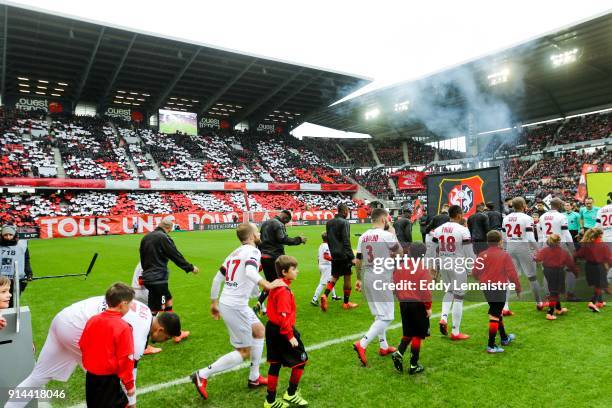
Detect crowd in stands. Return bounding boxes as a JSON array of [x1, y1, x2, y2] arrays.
[[0, 118, 57, 177], [503, 148, 611, 200], [1, 191, 366, 227], [555, 111, 612, 145]]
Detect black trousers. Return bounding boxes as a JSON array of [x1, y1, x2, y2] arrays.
[[85, 372, 128, 408]]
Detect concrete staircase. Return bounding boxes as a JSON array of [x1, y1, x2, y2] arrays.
[[367, 143, 382, 165], [145, 153, 166, 181], [53, 147, 66, 178], [345, 175, 378, 202], [402, 141, 409, 164]]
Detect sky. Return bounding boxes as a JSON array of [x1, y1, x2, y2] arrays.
[[8, 0, 612, 137]]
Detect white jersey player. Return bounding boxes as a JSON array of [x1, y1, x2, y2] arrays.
[[538, 198, 576, 296], [191, 223, 282, 401], [132, 262, 149, 303], [427, 205, 475, 340], [596, 203, 612, 242], [538, 198, 574, 247], [596, 203, 612, 284], [311, 234, 338, 305], [5, 286, 179, 408], [502, 197, 543, 309], [352, 208, 401, 366]]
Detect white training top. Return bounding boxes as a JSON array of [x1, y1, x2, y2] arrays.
[[538, 210, 573, 243], [429, 221, 475, 260], [356, 228, 400, 276], [502, 212, 537, 243], [58, 296, 152, 361], [216, 244, 262, 308], [318, 243, 331, 267], [596, 204, 612, 242]]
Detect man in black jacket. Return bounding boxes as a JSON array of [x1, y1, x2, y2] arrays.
[[254, 210, 306, 314], [425, 204, 450, 239], [1, 224, 33, 308], [486, 202, 503, 231], [393, 210, 413, 250], [140, 217, 198, 341], [320, 203, 358, 311], [467, 203, 489, 254]]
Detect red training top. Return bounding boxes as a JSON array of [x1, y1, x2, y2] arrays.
[[393, 264, 432, 309], [534, 245, 578, 274], [79, 310, 135, 391], [574, 240, 612, 264], [267, 278, 296, 341], [472, 245, 522, 292]]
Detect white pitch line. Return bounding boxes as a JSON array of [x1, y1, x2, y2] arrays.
[[67, 301, 488, 408]]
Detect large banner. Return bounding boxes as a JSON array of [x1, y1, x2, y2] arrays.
[[425, 167, 501, 218], [37, 209, 367, 239], [575, 163, 599, 201], [586, 171, 612, 207], [394, 170, 426, 190]]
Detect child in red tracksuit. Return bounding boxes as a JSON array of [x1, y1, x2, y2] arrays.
[[265, 255, 308, 408], [574, 228, 611, 313], [472, 231, 522, 354], [79, 283, 136, 408], [534, 234, 578, 320], [391, 243, 432, 375]]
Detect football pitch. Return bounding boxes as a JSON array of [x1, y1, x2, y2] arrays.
[[20, 225, 612, 407]]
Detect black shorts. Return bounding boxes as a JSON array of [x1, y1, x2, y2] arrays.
[[399, 301, 430, 338], [261, 257, 278, 282], [266, 322, 308, 368], [331, 259, 352, 278], [585, 262, 607, 288], [85, 372, 128, 408], [484, 290, 506, 317], [543, 267, 565, 294], [144, 282, 172, 312]]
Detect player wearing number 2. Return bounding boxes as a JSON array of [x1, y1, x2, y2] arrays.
[[502, 197, 543, 313], [191, 223, 283, 401], [427, 205, 475, 341], [539, 198, 576, 299]]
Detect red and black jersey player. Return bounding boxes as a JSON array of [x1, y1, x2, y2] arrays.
[[264, 255, 309, 408], [390, 242, 432, 375]]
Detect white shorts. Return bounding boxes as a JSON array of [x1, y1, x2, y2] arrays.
[[30, 313, 84, 382], [219, 303, 260, 348], [318, 265, 332, 283], [363, 279, 394, 320], [440, 268, 467, 296]]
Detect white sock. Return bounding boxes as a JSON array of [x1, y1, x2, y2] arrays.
[[451, 299, 463, 335], [441, 292, 453, 320], [378, 331, 389, 350], [249, 338, 264, 381], [503, 288, 511, 311], [313, 283, 325, 301], [331, 287, 337, 298], [565, 273, 576, 293], [198, 350, 243, 379], [360, 319, 390, 349]]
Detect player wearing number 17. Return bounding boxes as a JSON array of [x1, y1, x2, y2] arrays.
[[502, 197, 543, 313], [191, 223, 284, 400]]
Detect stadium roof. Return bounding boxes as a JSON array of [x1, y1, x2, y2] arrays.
[[0, 2, 370, 124], [305, 11, 612, 141]]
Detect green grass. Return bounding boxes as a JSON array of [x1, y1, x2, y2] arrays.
[[159, 121, 197, 136], [18, 225, 612, 407]]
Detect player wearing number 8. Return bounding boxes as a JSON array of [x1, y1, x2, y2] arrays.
[[502, 197, 543, 313]]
